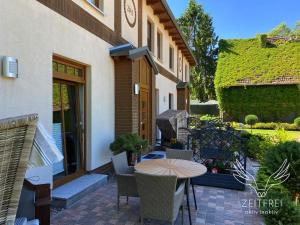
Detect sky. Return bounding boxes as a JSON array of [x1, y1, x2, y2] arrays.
[[167, 0, 300, 39]]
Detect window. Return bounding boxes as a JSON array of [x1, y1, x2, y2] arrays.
[[169, 93, 174, 110], [169, 46, 174, 70], [179, 57, 182, 72], [87, 0, 104, 12], [157, 31, 163, 60], [185, 64, 189, 82], [147, 20, 153, 52]]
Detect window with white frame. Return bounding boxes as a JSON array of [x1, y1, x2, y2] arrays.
[[87, 0, 104, 12], [157, 31, 163, 61], [147, 20, 154, 52], [169, 93, 174, 110], [185, 64, 189, 82], [169, 46, 174, 70]]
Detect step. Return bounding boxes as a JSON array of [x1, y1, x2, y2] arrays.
[[52, 174, 108, 209]]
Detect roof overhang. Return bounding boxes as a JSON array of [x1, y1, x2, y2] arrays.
[[110, 44, 159, 74], [146, 0, 197, 66], [176, 81, 189, 89]]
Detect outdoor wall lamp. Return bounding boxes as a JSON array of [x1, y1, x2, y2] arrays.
[[134, 83, 140, 95], [1, 56, 18, 78]]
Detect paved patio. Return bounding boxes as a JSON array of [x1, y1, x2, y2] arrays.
[[51, 161, 264, 225]]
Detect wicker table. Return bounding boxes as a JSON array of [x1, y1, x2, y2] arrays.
[[135, 159, 207, 225]]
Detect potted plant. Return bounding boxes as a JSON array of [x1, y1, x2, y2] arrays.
[[170, 138, 184, 150], [110, 133, 148, 165]]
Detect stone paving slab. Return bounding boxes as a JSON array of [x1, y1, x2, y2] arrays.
[[51, 177, 264, 225]]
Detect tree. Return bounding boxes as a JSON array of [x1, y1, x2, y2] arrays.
[[268, 22, 291, 37], [177, 0, 218, 102], [293, 21, 300, 36]]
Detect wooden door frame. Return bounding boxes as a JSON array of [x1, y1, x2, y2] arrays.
[[138, 58, 153, 143], [52, 56, 87, 188]]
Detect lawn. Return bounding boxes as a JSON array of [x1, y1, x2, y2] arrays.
[[240, 129, 300, 141]]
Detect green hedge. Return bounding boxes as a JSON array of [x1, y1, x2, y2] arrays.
[[215, 37, 300, 122], [232, 122, 300, 131], [217, 85, 300, 122]]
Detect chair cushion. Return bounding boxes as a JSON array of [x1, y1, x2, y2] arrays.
[[14, 218, 39, 225], [15, 218, 27, 225], [27, 219, 39, 225]]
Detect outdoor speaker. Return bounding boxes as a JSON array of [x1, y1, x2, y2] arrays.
[[2, 56, 18, 78]]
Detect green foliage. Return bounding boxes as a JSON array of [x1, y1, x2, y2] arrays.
[[200, 114, 219, 121], [274, 128, 289, 143], [294, 117, 300, 127], [268, 22, 292, 37], [109, 133, 148, 155], [245, 114, 258, 125], [257, 34, 268, 47], [255, 141, 300, 225], [232, 122, 300, 131], [293, 21, 300, 36], [216, 85, 300, 122], [246, 134, 273, 161], [215, 39, 300, 88], [262, 141, 300, 196], [177, 0, 218, 102], [260, 189, 300, 225]]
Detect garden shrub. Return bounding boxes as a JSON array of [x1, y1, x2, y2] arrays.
[[259, 189, 300, 225], [200, 114, 219, 121], [231, 122, 300, 131], [273, 128, 289, 143], [245, 114, 258, 126], [245, 134, 273, 161], [294, 117, 300, 127], [262, 141, 300, 197], [110, 133, 148, 155], [256, 143, 300, 225]]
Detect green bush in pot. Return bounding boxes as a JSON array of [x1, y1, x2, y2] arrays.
[[110, 133, 148, 164]]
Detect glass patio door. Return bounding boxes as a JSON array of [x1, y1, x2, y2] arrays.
[[52, 57, 85, 186]]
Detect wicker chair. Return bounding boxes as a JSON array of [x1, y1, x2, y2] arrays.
[[166, 149, 198, 210], [111, 152, 138, 210], [135, 172, 185, 225], [0, 114, 38, 225]]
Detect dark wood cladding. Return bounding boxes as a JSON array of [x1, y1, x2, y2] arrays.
[[36, 0, 126, 46], [114, 57, 136, 136], [177, 87, 190, 112], [114, 0, 122, 35], [114, 57, 155, 145], [157, 64, 179, 83]]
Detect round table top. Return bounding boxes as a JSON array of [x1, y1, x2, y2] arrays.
[[135, 159, 207, 179]]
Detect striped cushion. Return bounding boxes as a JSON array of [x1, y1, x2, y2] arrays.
[[28, 123, 63, 168], [14, 218, 27, 225]]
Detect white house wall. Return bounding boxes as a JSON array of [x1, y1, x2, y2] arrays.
[[156, 74, 178, 113], [73, 0, 115, 31], [0, 0, 115, 178]]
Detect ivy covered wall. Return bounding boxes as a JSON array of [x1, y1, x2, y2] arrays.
[[218, 85, 300, 122], [215, 38, 300, 122]]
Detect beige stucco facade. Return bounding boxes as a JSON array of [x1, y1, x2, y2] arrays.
[[0, 0, 194, 186], [0, 0, 115, 175]]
